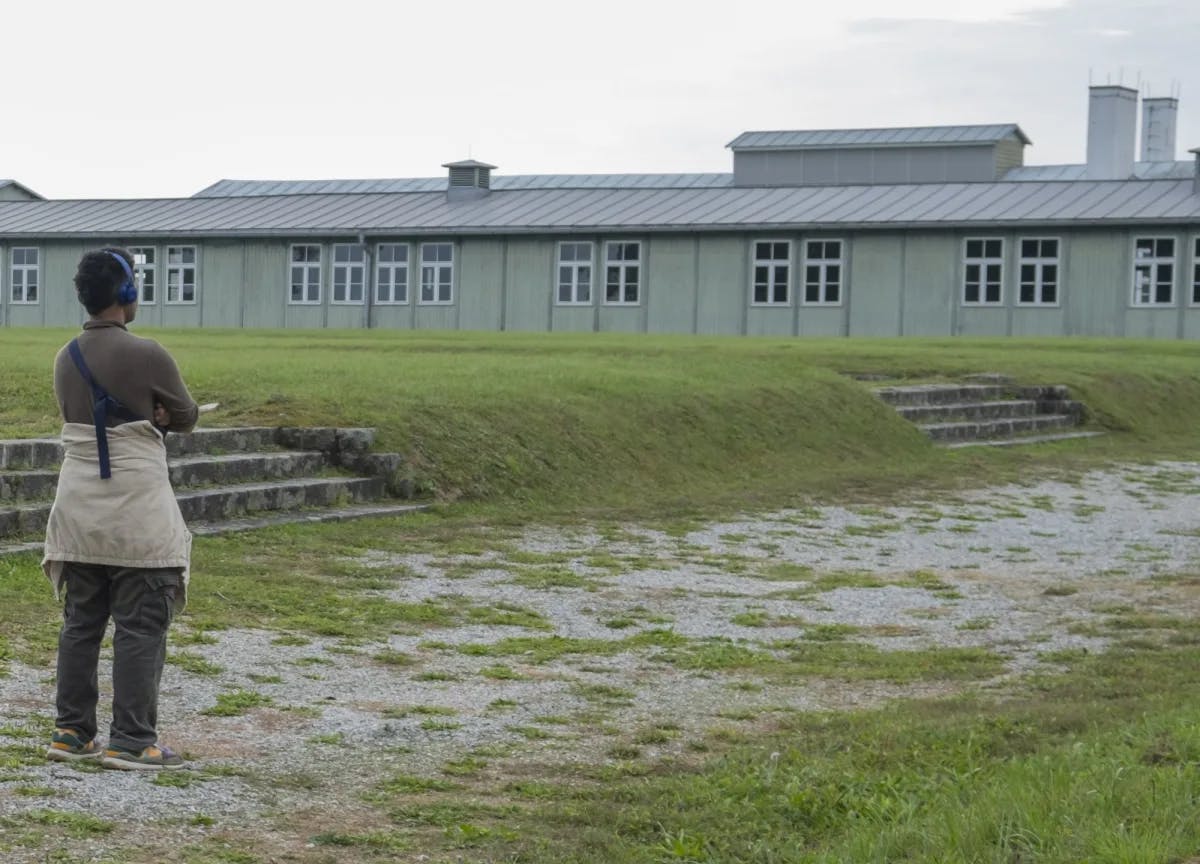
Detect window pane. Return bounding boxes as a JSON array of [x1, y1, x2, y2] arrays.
[[606, 266, 620, 301], [1135, 238, 1155, 258], [985, 240, 1002, 258], [755, 242, 771, 260], [826, 264, 839, 285], [1020, 283, 1035, 303], [1156, 239, 1174, 258], [965, 283, 980, 303], [825, 283, 839, 303], [966, 240, 983, 258], [772, 242, 788, 261], [1042, 283, 1057, 304], [754, 283, 767, 304], [1021, 239, 1037, 259]]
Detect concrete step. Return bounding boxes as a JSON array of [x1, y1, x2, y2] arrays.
[[0, 475, 388, 539], [0, 469, 60, 503], [0, 502, 430, 558], [175, 476, 388, 522], [0, 438, 63, 471], [876, 383, 1071, 408], [896, 400, 1040, 424], [168, 451, 330, 488], [919, 413, 1079, 443], [0, 426, 379, 470], [875, 384, 1011, 407], [942, 430, 1106, 449], [0, 452, 334, 505]]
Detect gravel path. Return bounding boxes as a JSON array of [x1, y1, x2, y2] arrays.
[[2, 461, 1199, 861]]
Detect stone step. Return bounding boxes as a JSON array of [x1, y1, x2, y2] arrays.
[[876, 384, 1010, 407], [942, 430, 1106, 449], [0, 426, 378, 470], [895, 400, 1040, 424], [0, 502, 430, 558], [876, 383, 1070, 408], [0, 469, 60, 503], [0, 438, 62, 471], [168, 451, 330, 488], [0, 476, 388, 539], [0, 452, 335, 505], [919, 413, 1079, 443]]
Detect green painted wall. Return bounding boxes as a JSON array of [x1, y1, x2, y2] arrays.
[[504, 239, 553, 332], [695, 235, 744, 335], [848, 235, 901, 336], [902, 236, 956, 335], [4, 226, 1200, 338], [646, 236, 697, 334], [459, 239, 505, 331]]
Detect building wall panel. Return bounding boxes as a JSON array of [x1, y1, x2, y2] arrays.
[[646, 236, 696, 333], [199, 242, 245, 328], [504, 238, 554, 331], [1063, 230, 1124, 337], [458, 238, 505, 331], [695, 236, 745, 335], [746, 307, 793, 336], [901, 235, 956, 335], [797, 306, 844, 336], [847, 234, 902, 336], [242, 241, 287, 329]]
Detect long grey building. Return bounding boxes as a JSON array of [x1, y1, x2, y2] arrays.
[[2, 85, 1199, 337]]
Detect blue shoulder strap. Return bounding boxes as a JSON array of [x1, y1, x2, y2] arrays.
[[67, 338, 145, 480]]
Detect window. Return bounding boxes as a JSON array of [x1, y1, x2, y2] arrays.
[[557, 241, 593, 304], [165, 246, 197, 304], [1017, 238, 1060, 306], [1132, 237, 1175, 306], [803, 240, 843, 305], [289, 244, 321, 305], [376, 243, 409, 304], [604, 241, 640, 304], [332, 243, 365, 304], [10, 247, 39, 304], [129, 246, 156, 304], [751, 240, 790, 305], [963, 238, 1003, 305], [1191, 237, 1200, 305], [420, 243, 454, 304]]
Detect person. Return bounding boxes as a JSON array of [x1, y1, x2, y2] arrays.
[[42, 247, 198, 771]]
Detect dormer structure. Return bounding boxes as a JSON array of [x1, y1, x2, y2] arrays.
[[727, 124, 1030, 186]]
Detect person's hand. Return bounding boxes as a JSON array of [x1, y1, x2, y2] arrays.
[[153, 402, 170, 428]]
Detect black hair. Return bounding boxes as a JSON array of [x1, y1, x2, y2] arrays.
[[74, 247, 135, 315]]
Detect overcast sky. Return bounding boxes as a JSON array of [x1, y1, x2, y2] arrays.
[[5, 0, 1197, 199]]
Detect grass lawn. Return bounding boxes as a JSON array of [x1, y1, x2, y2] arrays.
[[2, 329, 1200, 863]]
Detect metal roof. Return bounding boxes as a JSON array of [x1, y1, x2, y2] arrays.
[[0, 179, 45, 200], [1, 178, 1196, 239], [194, 173, 736, 197], [727, 124, 1031, 150], [1004, 161, 1195, 181]]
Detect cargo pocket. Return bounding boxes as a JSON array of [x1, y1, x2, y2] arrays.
[[145, 570, 181, 626]]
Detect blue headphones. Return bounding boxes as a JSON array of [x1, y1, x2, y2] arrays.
[[105, 251, 138, 305]]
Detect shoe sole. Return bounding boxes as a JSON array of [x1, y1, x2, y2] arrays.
[[100, 755, 184, 771], [46, 747, 102, 763]]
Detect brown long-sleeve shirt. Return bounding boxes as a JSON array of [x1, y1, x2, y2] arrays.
[[53, 320, 199, 433]]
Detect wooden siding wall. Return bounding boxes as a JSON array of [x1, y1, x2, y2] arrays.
[[1, 228, 1199, 338]]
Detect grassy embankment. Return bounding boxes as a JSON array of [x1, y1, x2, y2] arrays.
[[2, 329, 1200, 862]]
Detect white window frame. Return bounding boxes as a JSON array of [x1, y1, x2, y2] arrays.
[[1190, 236, 1200, 307], [165, 246, 198, 305], [556, 241, 594, 305], [603, 240, 641, 306], [9, 247, 40, 305], [289, 244, 322, 305], [1016, 237, 1061, 307], [1131, 236, 1176, 307], [962, 238, 1004, 306], [419, 242, 454, 305], [375, 243, 410, 305], [749, 239, 791, 306], [801, 239, 844, 306], [331, 243, 366, 305], [129, 246, 157, 305]]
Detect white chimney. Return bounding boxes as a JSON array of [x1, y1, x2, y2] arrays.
[[1086, 85, 1138, 180], [1141, 97, 1179, 162]]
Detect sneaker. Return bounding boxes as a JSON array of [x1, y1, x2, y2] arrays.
[[100, 744, 184, 771], [46, 728, 102, 762]]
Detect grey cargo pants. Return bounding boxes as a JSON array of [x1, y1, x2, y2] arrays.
[[55, 562, 181, 752]]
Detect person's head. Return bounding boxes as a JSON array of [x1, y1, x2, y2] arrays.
[[74, 247, 138, 322]]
